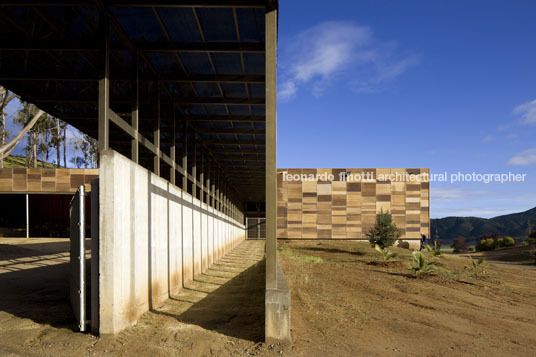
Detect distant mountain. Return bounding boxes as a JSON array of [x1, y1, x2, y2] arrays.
[[431, 207, 536, 245]]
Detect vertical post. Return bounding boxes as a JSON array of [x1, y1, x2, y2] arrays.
[[131, 51, 139, 163], [26, 193, 29, 239], [79, 185, 86, 332], [154, 81, 161, 176], [215, 172, 220, 212], [207, 158, 211, 207], [170, 107, 176, 186], [98, 15, 110, 152], [182, 120, 188, 191], [211, 162, 216, 208], [192, 139, 197, 199], [265, 8, 278, 289], [200, 148, 204, 203]]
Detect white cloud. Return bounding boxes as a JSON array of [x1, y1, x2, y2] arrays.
[[278, 21, 419, 101], [506, 148, 536, 166], [513, 98, 536, 125], [481, 135, 493, 143]]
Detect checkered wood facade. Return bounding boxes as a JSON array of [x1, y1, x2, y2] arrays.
[[0, 168, 98, 193], [277, 168, 430, 240]]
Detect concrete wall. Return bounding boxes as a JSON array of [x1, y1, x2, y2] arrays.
[[98, 150, 245, 334]]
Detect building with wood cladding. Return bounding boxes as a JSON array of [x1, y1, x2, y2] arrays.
[[0, 168, 98, 238], [0, 168, 98, 193], [277, 168, 430, 248]]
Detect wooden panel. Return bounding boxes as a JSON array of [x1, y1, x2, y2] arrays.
[[275, 168, 430, 241], [0, 168, 98, 193]]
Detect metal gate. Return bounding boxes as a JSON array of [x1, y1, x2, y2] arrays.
[[69, 185, 86, 332], [246, 217, 266, 239]]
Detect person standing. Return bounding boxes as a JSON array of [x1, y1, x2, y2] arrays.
[[419, 233, 427, 251]]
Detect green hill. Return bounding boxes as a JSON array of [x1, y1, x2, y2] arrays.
[[2, 155, 58, 169], [431, 207, 536, 245]]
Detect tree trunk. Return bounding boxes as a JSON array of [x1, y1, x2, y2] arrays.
[[40, 133, 44, 167], [62, 126, 66, 168], [56, 119, 60, 167], [33, 134, 37, 168]]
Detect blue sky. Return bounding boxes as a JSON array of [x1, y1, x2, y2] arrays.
[[277, 0, 536, 218], [5, 100, 85, 168], [3, 1, 535, 218]]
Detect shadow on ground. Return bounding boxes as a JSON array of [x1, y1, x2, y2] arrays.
[[0, 239, 92, 331], [296, 246, 366, 256], [153, 241, 266, 342], [0, 261, 78, 330]]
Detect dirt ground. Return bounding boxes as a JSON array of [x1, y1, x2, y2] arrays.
[[0, 238, 271, 357], [277, 240, 536, 356], [1, 238, 535, 356], [461, 245, 536, 267]]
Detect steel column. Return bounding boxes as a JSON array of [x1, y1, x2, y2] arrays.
[[265, 8, 278, 289], [98, 16, 110, 152]]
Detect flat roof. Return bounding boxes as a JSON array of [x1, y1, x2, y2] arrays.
[[0, 0, 277, 202]]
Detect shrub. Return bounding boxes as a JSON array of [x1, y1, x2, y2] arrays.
[[476, 237, 496, 251], [498, 236, 515, 248], [451, 237, 469, 253], [367, 209, 401, 248]]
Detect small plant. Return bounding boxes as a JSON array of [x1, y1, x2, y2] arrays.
[[431, 228, 441, 255], [423, 242, 441, 256], [409, 251, 438, 275], [374, 244, 398, 262], [367, 209, 401, 248], [465, 256, 487, 279]]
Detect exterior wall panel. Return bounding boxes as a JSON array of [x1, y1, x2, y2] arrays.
[[277, 168, 430, 242]]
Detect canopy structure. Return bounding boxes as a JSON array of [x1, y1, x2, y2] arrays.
[[0, 0, 277, 204], [0, 0, 287, 342]]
